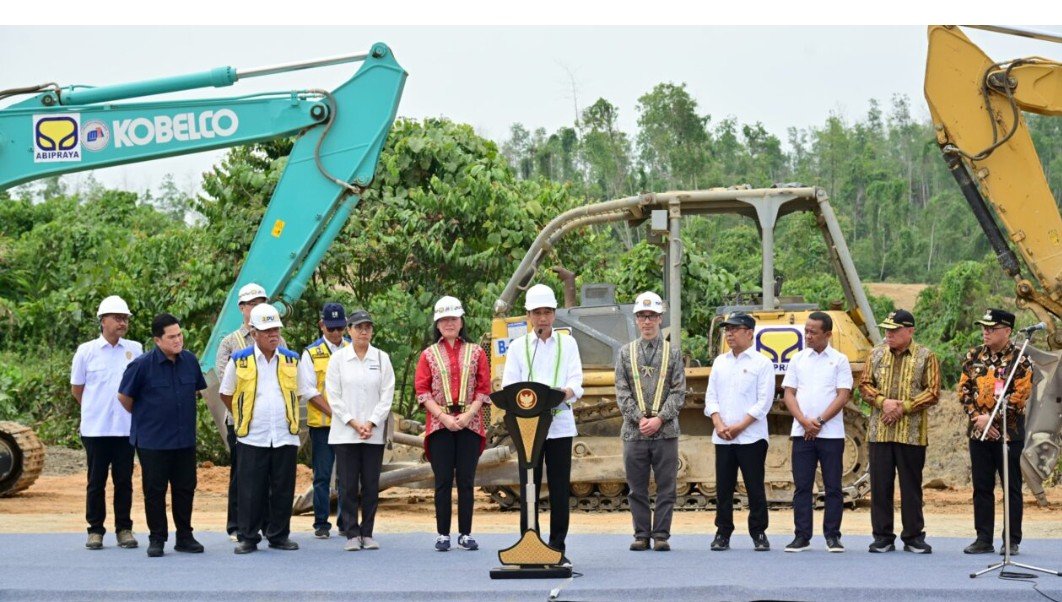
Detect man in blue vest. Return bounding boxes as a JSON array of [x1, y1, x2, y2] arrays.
[[220, 304, 316, 554], [299, 302, 350, 538]]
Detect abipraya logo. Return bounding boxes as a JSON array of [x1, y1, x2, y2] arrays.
[[33, 114, 81, 162], [81, 120, 110, 151], [754, 326, 804, 374], [113, 109, 239, 148]]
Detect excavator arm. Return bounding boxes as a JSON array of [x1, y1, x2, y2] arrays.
[[0, 44, 406, 444], [925, 25, 1062, 504]]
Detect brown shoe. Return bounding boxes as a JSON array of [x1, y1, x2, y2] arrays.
[[116, 530, 138, 549], [653, 538, 671, 552], [85, 533, 103, 550], [629, 537, 650, 551]]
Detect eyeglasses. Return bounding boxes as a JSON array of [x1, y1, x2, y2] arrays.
[[981, 325, 1009, 332], [325, 326, 345, 333], [103, 315, 130, 323], [635, 314, 659, 321]]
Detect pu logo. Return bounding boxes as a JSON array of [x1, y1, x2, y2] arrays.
[[33, 114, 82, 163], [517, 388, 537, 410], [755, 326, 804, 374]]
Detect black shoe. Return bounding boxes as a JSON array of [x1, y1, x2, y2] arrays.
[[784, 536, 811, 553], [964, 540, 994, 555], [174, 538, 204, 553], [868, 539, 895, 553], [825, 536, 845, 553], [629, 537, 650, 551], [314, 528, 330, 539], [903, 538, 932, 554], [559, 555, 572, 568], [234, 541, 257, 555], [753, 533, 770, 552], [999, 543, 1019, 556], [146, 540, 164, 558], [710, 534, 730, 551], [268, 539, 299, 551], [652, 538, 670, 552]]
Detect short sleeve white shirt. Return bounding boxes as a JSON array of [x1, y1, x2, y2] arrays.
[[781, 345, 853, 438], [704, 347, 775, 445], [71, 336, 143, 437], [220, 345, 314, 448]]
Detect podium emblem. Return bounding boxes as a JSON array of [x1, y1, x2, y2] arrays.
[[517, 388, 537, 410]]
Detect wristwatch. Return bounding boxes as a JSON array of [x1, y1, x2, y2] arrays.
[[815, 416, 826, 427]]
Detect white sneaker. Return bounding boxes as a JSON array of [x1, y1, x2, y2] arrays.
[[360, 536, 380, 550], [344, 537, 361, 551]]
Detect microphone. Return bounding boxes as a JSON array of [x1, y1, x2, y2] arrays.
[[1020, 322, 1047, 334], [529, 328, 544, 376]]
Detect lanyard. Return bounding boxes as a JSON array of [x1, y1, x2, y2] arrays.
[[429, 341, 474, 405], [525, 333, 563, 387], [629, 340, 670, 416]]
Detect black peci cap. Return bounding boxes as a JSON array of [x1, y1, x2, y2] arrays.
[[879, 309, 915, 330], [975, 308, 1015, 329]]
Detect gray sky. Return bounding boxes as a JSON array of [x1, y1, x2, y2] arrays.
[[2, 25, 1059, 195]]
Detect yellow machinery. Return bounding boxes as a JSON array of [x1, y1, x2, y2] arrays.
[[925, 25, 1062, 504], [479, 186, 880, 510]]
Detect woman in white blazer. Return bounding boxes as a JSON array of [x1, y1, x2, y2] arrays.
[[325, 310, 395, 552]]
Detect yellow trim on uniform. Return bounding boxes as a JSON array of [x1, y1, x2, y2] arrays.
[[233, 351, 301, 438]]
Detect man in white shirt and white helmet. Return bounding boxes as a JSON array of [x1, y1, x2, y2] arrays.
[[220, 303, 315, 554], [501, 283, 584, 565], [214, 283, 286, 541], [70, 295, 143, 550]]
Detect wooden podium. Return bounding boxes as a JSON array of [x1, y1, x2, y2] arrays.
[[489, 381, 572, 579]]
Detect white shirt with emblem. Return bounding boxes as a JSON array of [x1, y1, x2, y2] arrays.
[[705, 347, 775, 445], [219, 345, 316, 448], [325, 344, 395, 446], [70, 336, 144, 437], [501, 331, 584, 439], [781, 345, 853, 439]]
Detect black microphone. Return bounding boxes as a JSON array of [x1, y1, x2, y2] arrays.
[[1020, 322, 1047, 334], [529, 328, 544, 372]]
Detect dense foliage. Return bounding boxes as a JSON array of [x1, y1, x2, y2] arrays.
[[2, 85, 1059, 466]]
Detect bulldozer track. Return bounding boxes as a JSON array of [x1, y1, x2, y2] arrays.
[[0, 421, 45, 497]]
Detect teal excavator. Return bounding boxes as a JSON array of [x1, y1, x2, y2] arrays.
[[0, 45, 407, 496]]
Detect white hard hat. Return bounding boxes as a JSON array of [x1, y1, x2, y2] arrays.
[[238, 283, 268, 304], [249, 303, 284, 330], [633, 291, 665, 314], [434, 296, 464, 322], [524, 284, 558, 311], [96, 295, 132, 317]]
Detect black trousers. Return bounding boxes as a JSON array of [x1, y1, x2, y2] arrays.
[[427, 428, 481, 536], [791, 437, 844, 540], [869, 441, 926, 544], [137, 447, 197, 543], [81, 436, 134, 535], [969, 438, 1023, 545], [714, 439, 769, 537], [225, 424, 239, 535], [334, 443, 385, 538], [521, 436, 573, 550], [236, 444, 297, 545]]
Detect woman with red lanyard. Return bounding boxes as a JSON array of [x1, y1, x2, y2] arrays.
[[415, 295, 491, 552]]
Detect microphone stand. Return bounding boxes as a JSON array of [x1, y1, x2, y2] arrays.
[[970, 329, 1061, 579]]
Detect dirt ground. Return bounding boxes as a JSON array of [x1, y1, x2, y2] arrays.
[[865, 282, 928, 312], [4, 395, 1061, 539]]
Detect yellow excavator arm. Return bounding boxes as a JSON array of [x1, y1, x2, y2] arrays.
[[925, 25, 1062, 348]]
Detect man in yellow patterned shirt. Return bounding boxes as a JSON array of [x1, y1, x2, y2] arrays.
[[858, 309, 940, 555]]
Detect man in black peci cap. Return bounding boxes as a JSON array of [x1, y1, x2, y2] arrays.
[[957, 308, 1032, 555], [704, 312, 775, 552], [858, 309, 941, 554]]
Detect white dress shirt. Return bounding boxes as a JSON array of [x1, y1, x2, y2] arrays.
[[219, 344, 316, 448], [705, 347, 775, 445], [298, 338, 342, 401], [70, 336, 143, 437], [501, 331, 584, 439], [325, 344, 395, 446], [781, 345, 853, 439]]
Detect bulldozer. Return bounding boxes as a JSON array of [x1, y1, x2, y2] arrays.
[[478, 186, 881, 511]]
